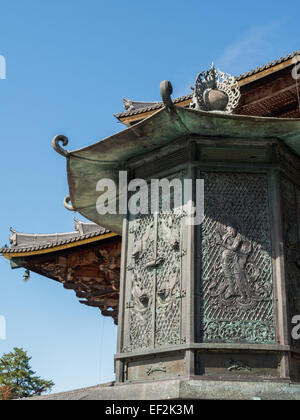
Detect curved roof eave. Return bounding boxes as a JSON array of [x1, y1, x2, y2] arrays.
[[62, 106, 300, 234]]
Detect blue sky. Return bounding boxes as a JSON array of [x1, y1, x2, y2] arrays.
[[0, 0, 299, 393]]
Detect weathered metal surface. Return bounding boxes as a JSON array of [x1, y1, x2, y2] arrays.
[[56, 106, 300, 233], [126, 212, 155, 350], [125, 353, 185, 382], [52, 134, 69, 157], [195, 351, 280, 378], [198, 172, 276, 344], [115, 343, 295, 360], [281, 176, 300, 348], [50, 92, 300, 388], [113, 135, 300, 383], [160, 80, 174, 108], [122, 172, 186, 352]]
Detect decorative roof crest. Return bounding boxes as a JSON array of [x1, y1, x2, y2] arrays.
[[123, 98, 135, 112], [190, 64, 241, 113], [9, 228, 17, 246]]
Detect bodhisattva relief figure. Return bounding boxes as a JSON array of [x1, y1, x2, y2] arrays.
[[208, 216, 268, 309]]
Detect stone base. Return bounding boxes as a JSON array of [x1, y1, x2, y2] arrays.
[[26, 379, 300, 400]]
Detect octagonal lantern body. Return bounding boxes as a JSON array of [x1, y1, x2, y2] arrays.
[[61, 107, 300, 392], [115, 135, 300, 384]]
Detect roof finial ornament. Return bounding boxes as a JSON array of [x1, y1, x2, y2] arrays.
[[123, 98, 134, 112], [160, 80, 174, 109], [52, 135, 69, 157], [190, 64, 241, 113], [74, 217, 84, 234], [9, 228, 17, 246]]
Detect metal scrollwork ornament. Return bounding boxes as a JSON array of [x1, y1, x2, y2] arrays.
[[64, 195, 75, 211], [190, 64, 241, 113], [52, 135, 69, 157]]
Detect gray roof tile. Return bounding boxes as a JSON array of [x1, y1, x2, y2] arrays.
[[0, 219, 111, 254]]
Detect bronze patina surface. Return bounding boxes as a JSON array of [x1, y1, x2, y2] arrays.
[[54, 106, 300, 233]]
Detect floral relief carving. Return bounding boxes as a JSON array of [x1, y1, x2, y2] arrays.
[[126, 201, 186, 351]]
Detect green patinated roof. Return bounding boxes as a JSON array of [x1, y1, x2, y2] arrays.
[[62, 106, 300, 234]]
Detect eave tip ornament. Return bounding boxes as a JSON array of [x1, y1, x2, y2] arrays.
[[52, 135, 69, 157], [190, 63, 241, 113]]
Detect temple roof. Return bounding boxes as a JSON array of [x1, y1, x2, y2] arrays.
[[0, 219, 121, 324], [115, 94, 192, 119], [234, 49, 300, 81], [0, 219, 111, 255], [114, 49, 300, 121]]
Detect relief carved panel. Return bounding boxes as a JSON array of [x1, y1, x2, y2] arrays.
[[124, 173, 186, 352], [126, 213, 155, 351], [155, 212, 185, 347], [281, 176, 300, 348], [199, 172, 276, 343]]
